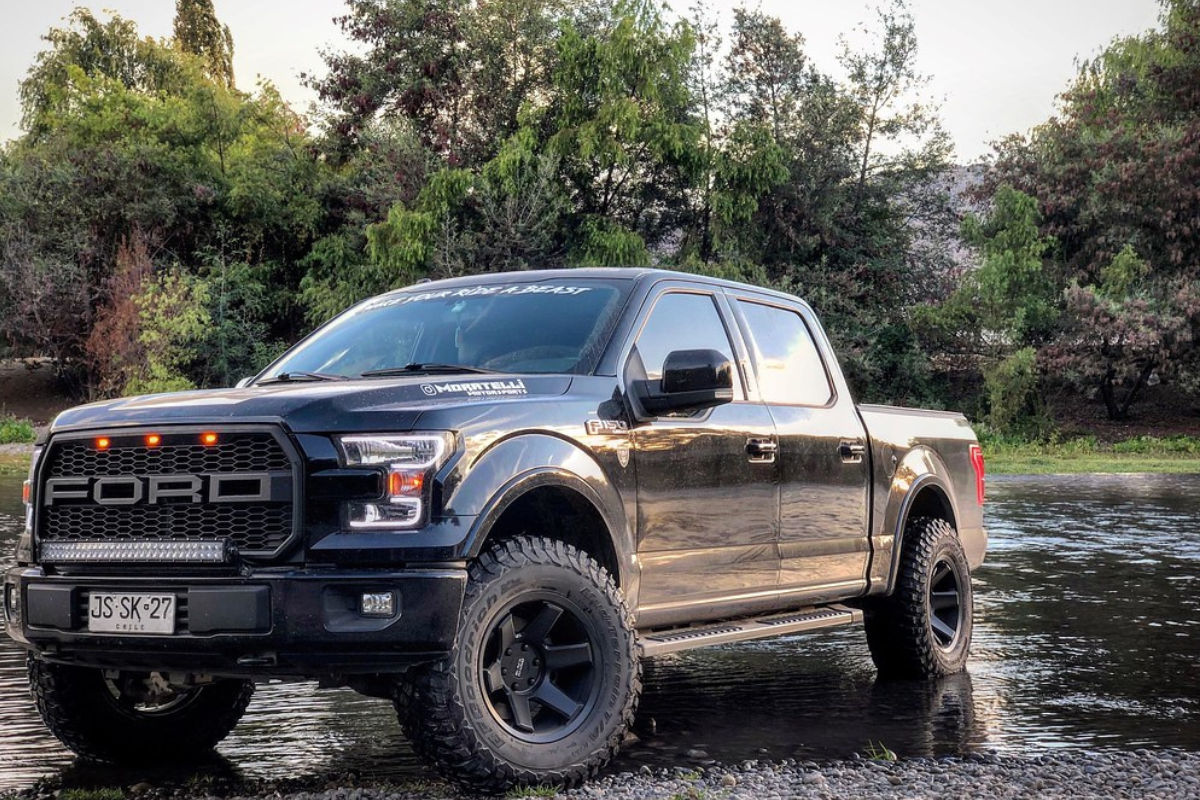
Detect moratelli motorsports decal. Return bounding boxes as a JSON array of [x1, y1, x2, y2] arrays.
[[420, 379, 529, 398]]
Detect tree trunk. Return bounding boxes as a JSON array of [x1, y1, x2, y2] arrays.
[[1099, 367, 1122, 421]]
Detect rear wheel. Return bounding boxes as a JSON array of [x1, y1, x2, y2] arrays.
[[397, 536, 640, 793], [28, 657, 253, 763], [864, 517, 973, 679]]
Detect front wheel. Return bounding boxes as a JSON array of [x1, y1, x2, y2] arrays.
[[864, 517, 974, 679], [397, 536, 641, 793], [28, 657, 254, 763]]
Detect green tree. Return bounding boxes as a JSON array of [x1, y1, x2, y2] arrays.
[[548, 0, 700, 263], [310, 0, 573, 166], [0, 10, 326, 396], [174, 0, 235, 88], [987, 0, 1200, 420]]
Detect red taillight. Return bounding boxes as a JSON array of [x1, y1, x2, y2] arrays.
[[969, 443, 986, 505], [22, 480, 31, 505]]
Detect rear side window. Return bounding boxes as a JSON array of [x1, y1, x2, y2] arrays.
[[634, 292, 741, 398], [738, 300, 833, 406]]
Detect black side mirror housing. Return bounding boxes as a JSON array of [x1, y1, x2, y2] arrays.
[[634, 349, 734, 415]]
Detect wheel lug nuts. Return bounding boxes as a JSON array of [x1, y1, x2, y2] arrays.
[[521, 644, 528, 651], [533, 659, 540, 667], [528, 678, 535, 686], [512, 682, 519, 690], [501, 668, 507, 676], [505, 648, 511, 656]]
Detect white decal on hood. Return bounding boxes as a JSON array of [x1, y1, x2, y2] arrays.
[[420, 379, 529, 398]]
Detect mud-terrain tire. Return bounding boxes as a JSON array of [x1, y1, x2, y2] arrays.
[[864, 517, 973, 679], [397, 536, 641, 793], [28, 657, 254, 763]]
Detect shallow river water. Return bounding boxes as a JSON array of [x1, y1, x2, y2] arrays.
[[0, 473, 1197, 791]]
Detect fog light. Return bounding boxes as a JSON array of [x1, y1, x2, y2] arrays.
[[3, 585, 19, 623], [360, 591, 397, 618]]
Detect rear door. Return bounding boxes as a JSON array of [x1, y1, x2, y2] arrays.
[[731, 296, 871, 601], [626, 285, 780, 625]]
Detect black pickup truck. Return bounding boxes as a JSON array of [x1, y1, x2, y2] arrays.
[[5, 268, 986, 791]]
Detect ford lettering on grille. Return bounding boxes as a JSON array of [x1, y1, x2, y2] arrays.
[[43, 473, 279, 506]]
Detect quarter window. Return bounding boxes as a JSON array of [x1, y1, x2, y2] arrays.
[[738, 301, 832, 406]]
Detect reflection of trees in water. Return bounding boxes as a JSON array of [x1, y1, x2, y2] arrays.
[[977, 476, 1200, 746]]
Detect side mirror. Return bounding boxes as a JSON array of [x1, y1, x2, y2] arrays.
[[634, 349, 734, 415], [235, 377, 254, 388]]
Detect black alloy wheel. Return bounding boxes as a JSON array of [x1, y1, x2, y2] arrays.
[[929, 556, 966, 650], [481, 596, 599, 741]]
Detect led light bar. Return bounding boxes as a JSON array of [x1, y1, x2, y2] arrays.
[[40, 540, 229, 564]]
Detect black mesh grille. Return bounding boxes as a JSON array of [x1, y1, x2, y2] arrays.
[[50, 435, 290, 477], [38, 429, 297, 559], [41, 504, 292, 552]]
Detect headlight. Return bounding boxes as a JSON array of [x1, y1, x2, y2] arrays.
[[336, 433, 454, 530], [23, 446, 42, 536]]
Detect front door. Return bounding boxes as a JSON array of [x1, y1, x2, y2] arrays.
[[732, 297, 871, 602], [627, 288, 780, 626]]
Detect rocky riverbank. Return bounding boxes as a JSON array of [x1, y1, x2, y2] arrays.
[[9, 751, 1200, 800]]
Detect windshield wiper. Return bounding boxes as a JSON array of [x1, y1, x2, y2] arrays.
[[360, 363, 500, 378], [256, 371, 349, 384]]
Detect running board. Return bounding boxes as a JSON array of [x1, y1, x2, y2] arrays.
[[638, 604, 862, 658]]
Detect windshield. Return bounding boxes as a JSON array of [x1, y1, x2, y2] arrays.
[[261, 278, 632, 380]]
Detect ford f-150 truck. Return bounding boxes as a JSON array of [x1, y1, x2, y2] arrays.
[[4, 268, 986, 791]]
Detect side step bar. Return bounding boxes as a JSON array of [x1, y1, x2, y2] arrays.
[[638, 604, 862, 658]]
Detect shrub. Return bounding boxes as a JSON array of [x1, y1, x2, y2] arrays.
[[0, 415, 36, 444]]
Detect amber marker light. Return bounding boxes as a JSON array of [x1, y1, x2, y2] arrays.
[[95, 437, 111, 451], [200, 432, 219, 446], [388, 471, 424, 496], [145, 434, 162, 447], [22, 481, 31, 504]]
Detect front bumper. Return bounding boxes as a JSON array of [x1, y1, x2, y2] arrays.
[[3, 565, 466, 678]]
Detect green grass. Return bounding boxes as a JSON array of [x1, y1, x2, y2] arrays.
[[506, 786, 558, 799], [58, 789, 126, 800], [0, 452, 31, 477], [983, 434, 1200, 475], [0, 415, 35, 444], [864, 740, 898, 761]]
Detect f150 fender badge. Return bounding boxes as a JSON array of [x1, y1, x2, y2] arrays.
[[585, 419, 629, 436]]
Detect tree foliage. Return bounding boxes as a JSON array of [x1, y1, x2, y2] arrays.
[[174, 0, 235, 88], [982, 0, 1200, 421]]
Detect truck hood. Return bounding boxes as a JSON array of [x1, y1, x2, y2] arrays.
[[50, 374, 572, 434]]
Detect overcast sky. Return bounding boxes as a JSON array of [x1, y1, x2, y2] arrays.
[[0, 0, 1163, 162]]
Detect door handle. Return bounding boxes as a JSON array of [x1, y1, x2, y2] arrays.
[[746, 438, 778, 463], [839, 441, 866, 463]]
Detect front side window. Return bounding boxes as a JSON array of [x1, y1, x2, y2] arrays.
[[263, 279, 631, 379], [632, 292, 741, 398], [738, 300, 833, 406]]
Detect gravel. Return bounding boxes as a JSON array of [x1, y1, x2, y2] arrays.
[[10, 750, 1200, 800]]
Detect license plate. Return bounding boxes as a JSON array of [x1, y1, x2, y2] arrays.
[[87, 593, 176, 635]]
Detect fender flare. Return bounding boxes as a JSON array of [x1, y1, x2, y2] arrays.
[[877, 446, 962, 595], [449, 434, 635, 590]]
